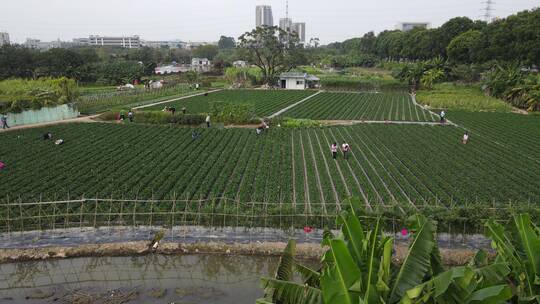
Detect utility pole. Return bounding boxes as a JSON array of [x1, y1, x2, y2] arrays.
[[482, 0, 495, 23]]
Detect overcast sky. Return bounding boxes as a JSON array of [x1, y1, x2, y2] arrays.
[[2, 0, 538, 44]]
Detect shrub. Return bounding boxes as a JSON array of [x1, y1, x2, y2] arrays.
[[98, 110, 205, 125], [0, 77, 79, 113]]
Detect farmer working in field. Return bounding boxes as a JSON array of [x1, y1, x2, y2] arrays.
[[128, 110, 134, 122], [43, 132, 52, 140], [331, 143, 338, 159], [206, 115, 211, 128], [342, 142, 350, 159], [440, 110, 446, 123], [462, 131, 469, 144], [1, 114, 9, 129]]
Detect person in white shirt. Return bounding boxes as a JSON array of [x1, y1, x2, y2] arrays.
[[206, 115, 211, 128], [440, 111, 446, 123], [342, 142, 350, 160], [331, 143, 338, 159], [462, 131, 469, 144]]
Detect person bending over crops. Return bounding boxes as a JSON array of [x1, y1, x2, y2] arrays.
[[342, 142, 350, 159], [331, 143, 338, 159], [43, 132, 52, 140], [55, 139, 64, 145], [462, 131, 469, 144], [192, 130, 200, 140]]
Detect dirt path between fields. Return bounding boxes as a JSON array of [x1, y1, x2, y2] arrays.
[[0, 115, 99, 133], [319, 119, 457, 126], [268, 90, 323, 118], [133, 89, 223, 110]]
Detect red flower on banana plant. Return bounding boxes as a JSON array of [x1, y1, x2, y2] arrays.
[[303, 226, 313, 233]]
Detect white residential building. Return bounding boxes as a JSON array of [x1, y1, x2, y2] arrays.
[[25, 38, 69, 50], [256, 5, 274, 27], [191, 58, 212, 73], [396, 22, 431, 31], [0, 32, 9, 46], [233, 60, 248, 68]]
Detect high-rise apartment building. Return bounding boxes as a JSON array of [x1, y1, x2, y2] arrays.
[[292, 22, 306, 42], [256, 5, 274, 27], [279, 18, 292, 32], [0, 32, 10, 46]]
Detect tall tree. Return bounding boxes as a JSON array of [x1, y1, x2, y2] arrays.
[[238, 26, 303, 84], [193, 44, 219, 60], [0, 45, 36, 80], [218, 36, 236, 49]]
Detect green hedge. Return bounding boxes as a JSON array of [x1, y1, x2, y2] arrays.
[[99, 111, 205, 125]]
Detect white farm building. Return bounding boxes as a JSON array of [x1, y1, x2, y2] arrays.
[[279, 72, 320, 90]]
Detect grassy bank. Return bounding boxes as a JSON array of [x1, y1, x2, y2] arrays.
[[416, 83, 512, 112]]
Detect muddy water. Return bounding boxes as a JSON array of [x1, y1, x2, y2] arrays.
[[0, 254, 284, 303]]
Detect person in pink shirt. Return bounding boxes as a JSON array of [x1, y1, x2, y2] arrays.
[[331, 143, 338, 159]]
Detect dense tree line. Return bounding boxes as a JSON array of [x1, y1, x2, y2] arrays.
[[311, 8, 539, 67], [0, 40, 239, 85]]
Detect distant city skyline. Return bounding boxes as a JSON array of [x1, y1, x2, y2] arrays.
[[2, 0, 538, 44]]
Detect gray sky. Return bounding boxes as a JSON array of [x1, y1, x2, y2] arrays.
[[2, 0, 538, 44]]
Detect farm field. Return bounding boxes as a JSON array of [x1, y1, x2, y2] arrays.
[[145, 89, 316, 118], [76, 83, 195, 114], [1, 121, 538, 217], [282, 92, 439, 121], [450, 111, 540, 163]]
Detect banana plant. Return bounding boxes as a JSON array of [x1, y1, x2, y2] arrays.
[[258, 198, 443, 304], [402, 250, 512, 303], [485, 214, 540, 303]]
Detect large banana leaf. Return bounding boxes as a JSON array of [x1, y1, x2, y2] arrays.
[[402, 266, 512, 304], [339, 210, 365, 270], [514, 215, 540, 280], [320, 239, 361, 304], [276, 239, 296, 281], [363, 218, 383, 303], [486, 215, 540, 300], [389, 215, 436, 303], [468, 285, 513, 303], [260, 278, 323, 304]]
